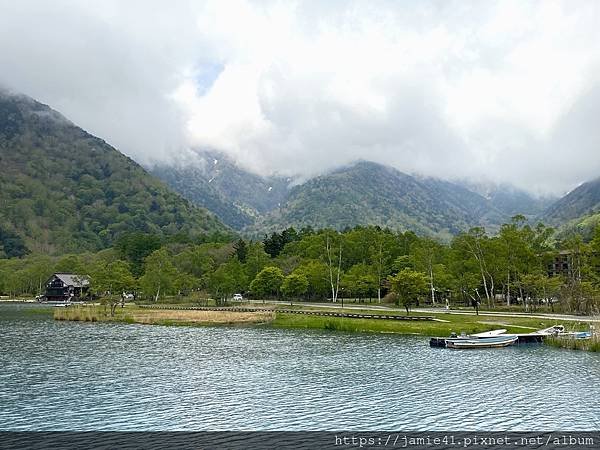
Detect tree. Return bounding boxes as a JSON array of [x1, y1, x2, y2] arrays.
[[92, 259, 136, 316], [116, 232, 162, 277], [325, 233, 343, 302], [294, 260, 330, 300], [0, 226, 28, 258], [172, 245, 215, 288], [452, 228, 494, 306], [263, 232, 283, 258], [342, 264, 377, 301], [139, 248, 177, 301], [369, 230, 395, 303], [520, 273, 562, 312], [281, 273, 309, 301], [388, 269, 428, 314], [208, 258, 248, 304], [54, 254, 87, 275], [250, 266, 284, 299], [412, 238, 444, 305], [244, 242, 271, 281], [233, 238, 248, 263]]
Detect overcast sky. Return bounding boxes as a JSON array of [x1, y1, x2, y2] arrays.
[[1, 0, 600, 195]]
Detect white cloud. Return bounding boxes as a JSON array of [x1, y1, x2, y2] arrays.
[[1, 0, 600, 194]]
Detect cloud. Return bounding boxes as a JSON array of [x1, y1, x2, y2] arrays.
[[1, 0, 600, 195]]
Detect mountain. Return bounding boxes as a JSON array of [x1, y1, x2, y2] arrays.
[[458, 181, 556, 219], [152, 151, 289, 230], [543, 178, 600, 223], [541, 178, 600, 237], [247, 161, 508, 240], [0, 90, 226, 257]]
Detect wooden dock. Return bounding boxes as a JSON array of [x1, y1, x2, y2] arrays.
[[138, 305, 435, 321]]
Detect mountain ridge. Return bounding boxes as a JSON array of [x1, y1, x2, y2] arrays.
[[155, 153, 581, 240], [243, 160, 509, 240]]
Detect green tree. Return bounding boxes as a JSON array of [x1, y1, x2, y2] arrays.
[[92, 259, 136, 316], [250, 266, 284, 299], [294, 260, 330, 300], [451, 228, 495, 306], [281, 273, 309, 301], [233, 238, 248, 263], [342, 264, 377, 301], [208, 258, 248, 304], [54, 254, 87, 275], [116, 232, 162, 277], [244, 242, 271, 281], [139, 248, 178, 301], [388, 269, 428, 314], [412, 238, 445, 305]]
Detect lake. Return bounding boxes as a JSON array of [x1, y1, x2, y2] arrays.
[[1, 303, 599, 431]]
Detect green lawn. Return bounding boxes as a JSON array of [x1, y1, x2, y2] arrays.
[[271, 310, 590, 336]]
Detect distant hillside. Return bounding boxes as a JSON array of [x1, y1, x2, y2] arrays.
[[152, 151, 289, 230], [0, 90, 226, 257], [542, 178, 600, 224], [247, 161, 508, 240], [541, 178, 600, 238], [459, 181, 556, 219]]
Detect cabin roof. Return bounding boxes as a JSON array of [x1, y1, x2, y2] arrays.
[[52, 273, 90, 287]]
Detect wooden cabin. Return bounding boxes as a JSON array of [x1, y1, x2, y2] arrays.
[[43, 273, 90, 302]]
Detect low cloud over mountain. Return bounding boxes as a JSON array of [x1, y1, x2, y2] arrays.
[[2, 1, 600, 195]]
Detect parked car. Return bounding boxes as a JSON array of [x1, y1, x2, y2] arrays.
[[233, 293, 243, 301]]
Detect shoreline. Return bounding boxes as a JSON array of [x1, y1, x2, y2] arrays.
[[51, 303, 599, 346]]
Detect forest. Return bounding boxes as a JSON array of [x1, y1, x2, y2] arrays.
[[1, 215, 600, 316]]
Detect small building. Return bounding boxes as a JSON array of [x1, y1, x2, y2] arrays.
[[43, 273, 90, 302], [547, 251, 571, 278]]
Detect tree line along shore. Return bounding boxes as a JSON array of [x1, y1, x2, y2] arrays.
[[2, 215, 600, 316]]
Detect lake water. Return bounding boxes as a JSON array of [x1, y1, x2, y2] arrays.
[[1, 303, 599, 431]]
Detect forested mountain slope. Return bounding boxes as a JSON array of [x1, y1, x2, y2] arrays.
[[0, 90, 226, 257], [248, 161, 508, 240], [541, 178, 600, 238], [152, 151, 289, 230]]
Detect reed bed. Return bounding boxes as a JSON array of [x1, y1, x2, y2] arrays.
[[54, 305, 274, 326], [130, 309, 274, 325], [54, 306, 104, 322], [545, 335, 600, 352]]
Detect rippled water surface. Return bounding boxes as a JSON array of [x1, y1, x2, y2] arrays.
[[1, 303, 599, 430]]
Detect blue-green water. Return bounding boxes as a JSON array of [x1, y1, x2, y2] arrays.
[[1, 303, 599, 431]]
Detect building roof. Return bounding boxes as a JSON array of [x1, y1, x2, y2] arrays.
[[53, 273, 90, 287]]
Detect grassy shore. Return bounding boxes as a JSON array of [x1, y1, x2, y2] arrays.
[[53, 304, 597, 345], [270, 310, 568, 336]]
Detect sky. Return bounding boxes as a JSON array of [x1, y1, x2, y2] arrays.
[[1, 0, 600, 196]]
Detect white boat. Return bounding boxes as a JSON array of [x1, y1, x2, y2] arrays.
[[470, 329, 507, 337], [535, 325, 565, 335], [446, 335, 518, 349]]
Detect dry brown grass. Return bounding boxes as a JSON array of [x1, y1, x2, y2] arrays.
[[55, 306, 274, 326], [128, 309, 274, 325]]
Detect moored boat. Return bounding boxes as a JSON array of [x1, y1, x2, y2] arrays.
[[445, 335, 518, 349]]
